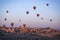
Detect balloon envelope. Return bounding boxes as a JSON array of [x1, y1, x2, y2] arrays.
[[46, 3, 49, 6], [26, 11, 29, 14], [33, 6, 36, 10], [41, 17, 43, 20], [6, 11, 8, 13], [4, 18, 7, 21], [50, 19, 52, 21], [37, 14, 40, 17], [11, 22, 14, 27]]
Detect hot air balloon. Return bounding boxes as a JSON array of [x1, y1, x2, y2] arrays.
[[11, 22, 14, 27], [46, 3, 49, 6], [23, 24, 26, 28], [3, 25, 6, 27], [19, 19, 21, 22], [50, 19, 52, 21], [26, 11, 29, 14], [37, 14, 40, 17], [6, 11, 8, 13], [33, 6, 36, 10], [4, 18, 7, 21], [41, 17, 43, 20]]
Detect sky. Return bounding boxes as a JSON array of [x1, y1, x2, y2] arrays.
[[0, 0, 60, 29]]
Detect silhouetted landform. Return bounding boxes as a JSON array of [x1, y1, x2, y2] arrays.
[[0, 26, 60, 40]]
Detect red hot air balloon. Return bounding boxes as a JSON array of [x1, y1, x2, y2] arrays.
[[26, 11, 29, 14], [33, 6, 36, 10], [37, 14, 40, 17]]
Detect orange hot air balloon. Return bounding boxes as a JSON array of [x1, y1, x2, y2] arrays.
[[4, 18, 7, 21], [6, 11, 8, 13], [37, 14, 40, 17], [33, 6, 36, 10], [50, 19, 52, 21], [11, 22, 14, 27], [23, 24, 26, 28], [26, 11, 29, 14], [46, 3, 49, 6]]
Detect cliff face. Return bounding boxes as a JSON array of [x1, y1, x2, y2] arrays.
[[0, 27, 60, 37], [0, 27, 60, 40]]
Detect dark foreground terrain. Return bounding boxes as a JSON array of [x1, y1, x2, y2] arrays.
[[0, 30, 60, 40]]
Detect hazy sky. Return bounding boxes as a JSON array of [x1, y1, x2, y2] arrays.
[[0, 0, 60, 29]]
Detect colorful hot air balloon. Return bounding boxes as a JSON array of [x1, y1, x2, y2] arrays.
[[4, 18, 7, 21], [11, 22, 14, 27], [6, 11, 8, 13], [33, 6, 36, 10], [46, 3, 49, 6], [37, 14, 40, 17], [50, 19, 52, 21], [26, 11, 29, 14]]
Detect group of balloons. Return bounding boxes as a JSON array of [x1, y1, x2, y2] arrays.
[[3, 3, 52, 27]]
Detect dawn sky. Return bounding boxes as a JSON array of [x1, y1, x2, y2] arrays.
[[0, 0, 60, 29]]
